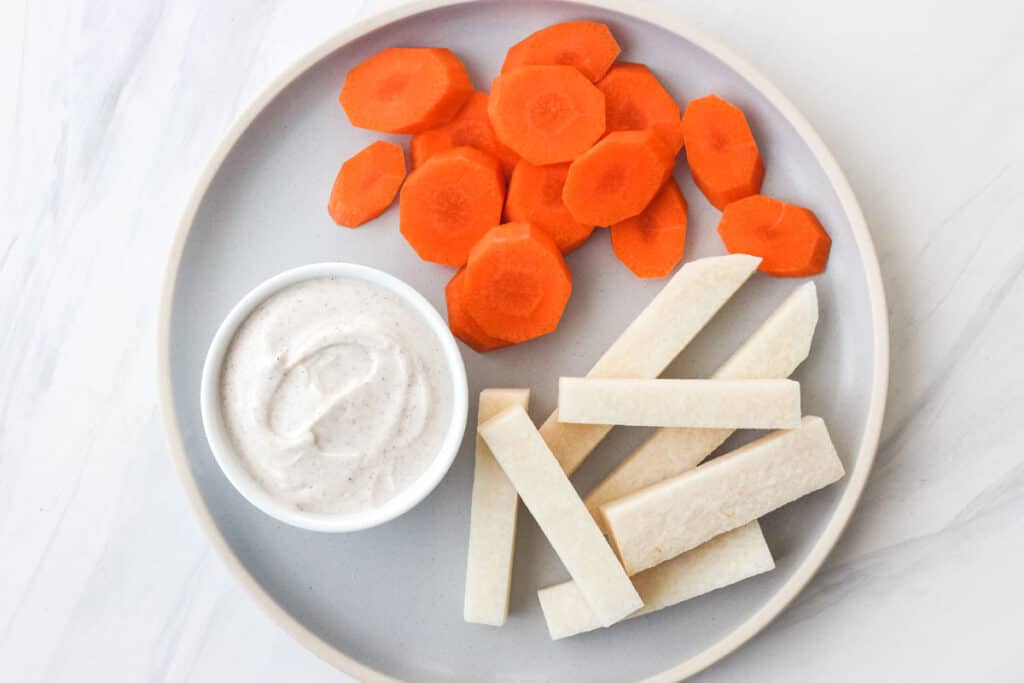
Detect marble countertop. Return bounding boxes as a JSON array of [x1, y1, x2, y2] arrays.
[[2, 0, 1022, 680]]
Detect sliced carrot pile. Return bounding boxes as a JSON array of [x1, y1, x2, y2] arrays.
[[717, 195, 831, 276], [489, 65, 606, 165], [463, 223, 572, 343], [399, 146, 505, 267], [445, 268, 510, 352], [681, 94, 764, 209], [610, 178, 688, 278], [327, 22, 831, 353], [505, 161, 595, 253], [410, 92, 520, 177], [339, 47, 473, 134], [562, 129, 674, 226], [501, 21, 620, 82], [597, 62, 683, 152], [327, 141, 407, 228]]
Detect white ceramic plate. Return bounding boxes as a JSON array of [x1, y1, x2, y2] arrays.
[[158, 1, 889, 681]]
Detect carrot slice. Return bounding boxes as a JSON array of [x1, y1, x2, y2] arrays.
[[562, 129, 674, 226], [339, 47, 473, 134], [463, 223, 573, 343], [488, 65, 606, 165], [610, 178, 688, 278], [501, 21, 621, 82], [598, 63, 681, 137], [445, 268, 510, 352], [717, 195, 831, 277], [652, 118, 686, 155], [410, 92, 520, 177], [597, 63, 684, 155], [504, 161, 595, 253], [327, 141, 407, 228], [399, 146, 505, 267], [681, 94, 764, 209]]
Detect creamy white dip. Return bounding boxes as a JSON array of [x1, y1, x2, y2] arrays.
[[220, 276, 453, 514]]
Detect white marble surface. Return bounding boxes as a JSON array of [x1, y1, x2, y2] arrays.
[[2, 0, 1022, 680]]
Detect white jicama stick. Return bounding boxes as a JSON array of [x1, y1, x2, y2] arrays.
[[537, 522, 774, 639], [558, 378, 801, 429], [584, 283, 818, 522], [715, 282, 818, 379], [603, 416, 844, 575], [586, 427, 729, 528], [539, 254, 760, 474], [463, 388, 530, 626], [479, 406, 642, 626]]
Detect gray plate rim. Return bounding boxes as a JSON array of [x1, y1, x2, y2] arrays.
[[156, 1, 890, 680]]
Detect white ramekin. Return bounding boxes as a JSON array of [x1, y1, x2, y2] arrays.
[[199, 262, 469, 533]]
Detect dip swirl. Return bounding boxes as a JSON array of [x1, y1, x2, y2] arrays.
[[220, 276, 453, 514]]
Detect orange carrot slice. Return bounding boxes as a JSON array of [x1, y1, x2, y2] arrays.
[[653, 118, 686, 155], [717, 195, 831, 276], [399, 146, 505, 267], [610, 178, 688, 278], [598, 63, 681, 137], [327, 141, 407, 228], [410, 92, 520, 177], [501, 21, 621, 82], [562, 129, 674, 226], [463, 223, 573, 343], [681, 94, 764, 209], [488, 65, 606, 165], [504, 161, 595, 253], [339, 47, 473, 134], [597, 63, 684, 155], [445, 268, 510, 352]]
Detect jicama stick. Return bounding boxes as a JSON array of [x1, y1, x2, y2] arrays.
[[537, 522, 773, 639], [558, 378, 801, 429], [603, 416, 844, 575], [463, 389, 530, 626], [583, 282, 818, 520], [539, 253, 760, 474], [479, 406, 642, 626]]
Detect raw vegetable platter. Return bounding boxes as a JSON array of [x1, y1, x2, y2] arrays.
[[158, 1, 888, 681]]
